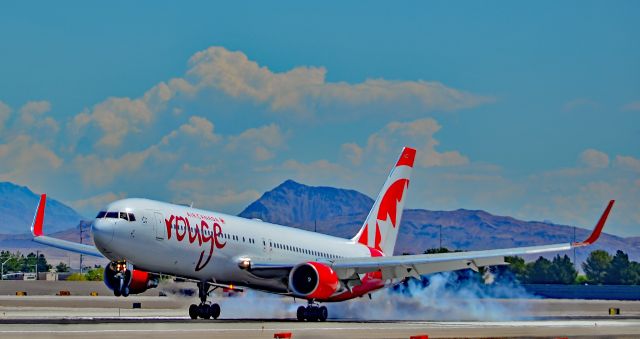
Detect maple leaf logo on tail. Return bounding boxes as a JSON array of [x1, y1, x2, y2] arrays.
[[353, 147, 415, 255]]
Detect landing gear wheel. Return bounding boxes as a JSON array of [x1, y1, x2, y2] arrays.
[[307, 306, 318, 322], [209, 303, 221, 319], [113, 289, 121, 297], [318, 306, 328, 322], [296, 306, 306, 321], [188, 281, 221, 320], [189, 304, 198, 320], [121, 286, 130, 297], [198, 304, 211, 319]]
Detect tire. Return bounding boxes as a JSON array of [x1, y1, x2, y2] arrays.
[[209, 303, 221, 319], [113, 289, 121, 297], [189, 304, 198, 320], [318, 306, 328, 322], [199, 305, 211, 319], [121, 286, 130, 297], [296, 306, 306, 321], [307, 307, 318, 322]]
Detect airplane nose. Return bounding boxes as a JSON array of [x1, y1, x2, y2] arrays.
[[92, 219, 114, 246]]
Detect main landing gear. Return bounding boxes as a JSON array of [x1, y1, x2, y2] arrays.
[[189, 281, 221, 320], [297, 301, 328, 322]]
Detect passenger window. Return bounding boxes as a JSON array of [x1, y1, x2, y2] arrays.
[[96, 211, 106, 218], [128, 213, 136, 221]]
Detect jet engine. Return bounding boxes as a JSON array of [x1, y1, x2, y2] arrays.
[[288, 262, 340, 300], [104, 261, 158, 297]]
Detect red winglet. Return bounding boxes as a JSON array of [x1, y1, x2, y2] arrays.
[[573, 200, 615, 247], [31, 194, 47, 237], [396, 147, 417, 168]]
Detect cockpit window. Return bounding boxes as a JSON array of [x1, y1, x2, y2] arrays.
[[119, 212, 128, 221], [128, 213, 136, 221], [96, 211, 106, 218], [105, 212, 118, 218]]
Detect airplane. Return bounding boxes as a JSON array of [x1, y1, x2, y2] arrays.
[[29, 147, 615, 321]]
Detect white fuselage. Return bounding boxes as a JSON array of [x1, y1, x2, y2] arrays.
[[92, 198, 373, 294]]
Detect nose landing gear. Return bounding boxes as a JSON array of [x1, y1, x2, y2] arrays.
[[189, 281, 221, 320], [110, 261, 131, 297], [297, 301, 328, 322]]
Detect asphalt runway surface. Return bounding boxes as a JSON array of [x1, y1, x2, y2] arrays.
[[1, 281, 640, 338], [1, 297, 639, 338]]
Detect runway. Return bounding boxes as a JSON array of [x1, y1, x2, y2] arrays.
[[1, 318, 640, 338], [1, 293, 640, 338]]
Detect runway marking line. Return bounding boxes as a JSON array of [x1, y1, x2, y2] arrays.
[[1, 320, 640, 335]]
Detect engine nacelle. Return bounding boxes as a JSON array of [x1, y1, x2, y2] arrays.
[[104, 262, 158, 295], [288, 262, 340, 300]]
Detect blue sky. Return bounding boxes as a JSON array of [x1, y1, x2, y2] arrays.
[[1, 1, 638, 236]]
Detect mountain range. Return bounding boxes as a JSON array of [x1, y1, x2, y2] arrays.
[[239, 180, 639, 263], [0, 182, 85, 234], [0, 179, 638, 264]]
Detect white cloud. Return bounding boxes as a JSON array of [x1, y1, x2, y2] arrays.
[[63, 46, 490, 153], [72, 150, 154, 187], [341, 143, 363, 166], [71, 192, 126, 213], [161, 116, 220, 147], [615, 155, 640, 172], [579, 149, 609, 168], [0, 101, 12, 131], [344, 118, 469, 170], [0, 135, 63, 185], [185, 47, 492, 118], [226, 123, 288, 161], [168, 179, 260, 212], [19, 101, 51, 124]]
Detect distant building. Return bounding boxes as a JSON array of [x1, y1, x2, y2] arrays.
[[38, 272, 58, 281]]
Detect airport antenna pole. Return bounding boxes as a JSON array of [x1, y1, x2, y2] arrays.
[[573, 226, 578, 270], [1, 258, 12, 280], [79, 223, 84, 274]]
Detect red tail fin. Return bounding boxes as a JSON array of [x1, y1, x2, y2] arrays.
[[31, 194, 47, 237]]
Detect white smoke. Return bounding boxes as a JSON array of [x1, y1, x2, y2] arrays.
[[211, 271, 537, 321], [330, 272, 536, 321]]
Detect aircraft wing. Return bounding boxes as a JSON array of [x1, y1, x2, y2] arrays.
[[330, 200, 615, 280], [246, 200, 614, 282], [30, 194, 104, 258]]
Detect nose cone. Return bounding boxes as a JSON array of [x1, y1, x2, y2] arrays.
[[92, 219, 114, 247]]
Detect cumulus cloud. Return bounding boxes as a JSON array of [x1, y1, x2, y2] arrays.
[[0, 135, 63, 185], [579, 149, 609, 168], [168, 179, 260, 210], [616, 155, 640, 172], [72, 150, 154, 187], [186, 47, 492, 118], [19, 101, 51, 124], [71, 192, 126, 212], [161, 116, 220, 147], [342, 118, 469, 170], [64, 46, 491, 153], [0, 101, 12, 131], [341, 143, 363, 166], [226, 123, 288, 161]]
